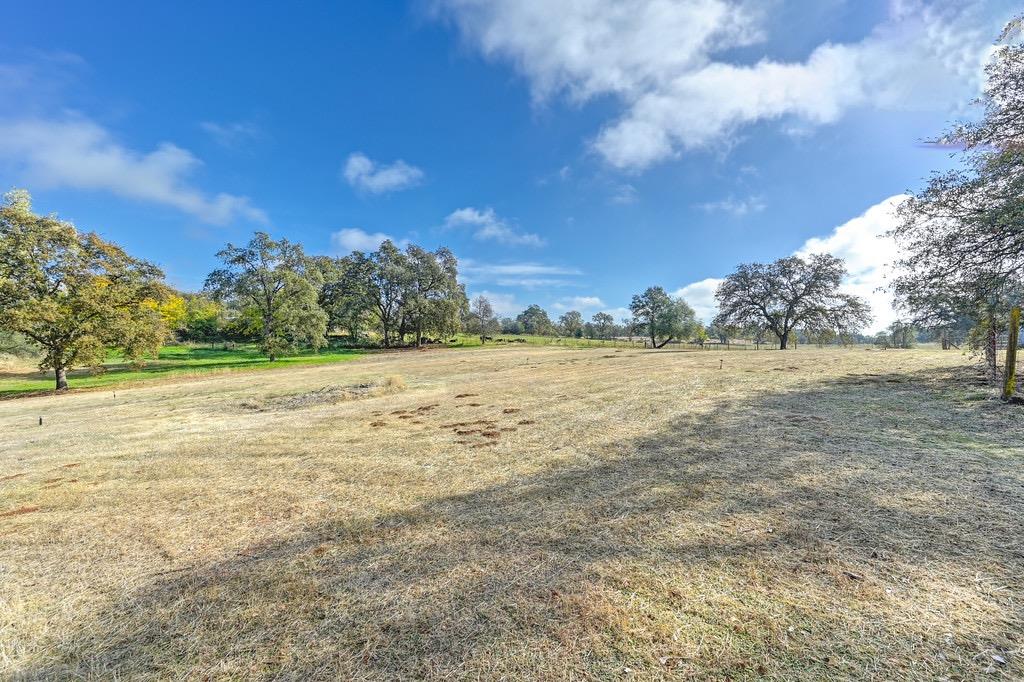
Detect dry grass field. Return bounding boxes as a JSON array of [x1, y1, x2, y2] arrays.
[[1, 346, 1022, 680]]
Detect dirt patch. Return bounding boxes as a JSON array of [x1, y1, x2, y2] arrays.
[[0, 473, 26, 482], [454, 393, 478, 399], [518, 419, 536, 425], [1, 505, 39, 518], [369, 421, 386, 427], [480, 431, 500, 439], [242, 377, 407, 411], [62, 463, 80, 468], [502, 408, 521, 414]]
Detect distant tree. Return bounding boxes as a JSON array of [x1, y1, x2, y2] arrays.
[[0, 190, 166, 389], [888, 320, 916, 349], [517, 304, 554, 336], [205, 232, 327, 360], [349, 240, 409, 348], [181, 295, 226, 344], [621, 317, 636, 342], [714, 254, 871, 350], [469, 295, 499, 342], [315, 255, 371, 341], [499, 317, 521, 334], [629, 286, 699, 348], [558, 310, 583, 338], [592, 312, 614, 339], [402, 246, 464, 346]]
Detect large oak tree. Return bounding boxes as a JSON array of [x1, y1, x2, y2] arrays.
[[0, 190, 166, 389], [714, 254, 870, 350], [205, 232, 327, 361]]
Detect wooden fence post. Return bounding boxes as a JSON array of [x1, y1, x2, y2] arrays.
[[1002, 306, 1020, 401]]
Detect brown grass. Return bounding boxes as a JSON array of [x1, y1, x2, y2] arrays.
[[1, 346, 1022, 679]]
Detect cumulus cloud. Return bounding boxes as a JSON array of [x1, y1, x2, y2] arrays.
[[343, 152, 424, 194], [331, 227, 408, 253], [795, 195, 908, 333], [673, 278, 724, 324], [675, 195, 908, 333], [696, 195, 766, 216], [434, 0, 1009, 169], [0, 117, 267, 225], [444, 207, 545, 246]]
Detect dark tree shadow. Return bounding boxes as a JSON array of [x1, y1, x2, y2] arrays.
[[16, 364, 1024, 680]]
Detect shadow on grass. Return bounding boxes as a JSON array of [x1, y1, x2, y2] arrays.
[[17, 365, 1024, 679]]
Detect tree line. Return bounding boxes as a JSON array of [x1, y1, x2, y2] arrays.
[[0, 188, 877, 391]]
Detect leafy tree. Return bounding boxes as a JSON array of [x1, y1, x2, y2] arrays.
[[181, 295, 226, 344], [630, 286, 698, 348], [558, 310, 583, 337], [517, 304, 554, 336], [205, 232, 327, 360], [499, 317, 521, 334], [591, 311, 614, 339], [0, 190, 166, 389], [714, 255, 871, 350], [468, 295, 499, 342], [151, 294, 188, 339], [889, 18, 1024, 378], [402, 246, 464, 346], [621, 317, 636, 342], [352, 240, 409, 347], [314, 255, 372, 342]]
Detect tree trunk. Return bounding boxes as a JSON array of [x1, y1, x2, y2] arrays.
[[655, 337, 673, 349], [1003, 307, 1020, 401], [55, 366, 68, 391], [986, 319, 998, 381], [779, 330, 789, 350]]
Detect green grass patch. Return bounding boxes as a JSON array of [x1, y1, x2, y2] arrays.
[[0, 344, 363, 396]]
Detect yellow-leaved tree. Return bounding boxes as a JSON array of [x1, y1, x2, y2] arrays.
[[0, 190, 167, 390]]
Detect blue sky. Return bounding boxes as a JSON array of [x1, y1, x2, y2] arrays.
[[1, 1, 1016, 331]]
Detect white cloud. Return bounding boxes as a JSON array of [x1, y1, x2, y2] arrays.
[[0, 117, 267, 225], [696, 195, 766, 216], [673, 277, 723, 324], [200, 120, 262, 148], [331, 227, 407, 253], [434, 0, 1009, 169], [444, 207, 545, 246], [795, 194, 908, 333], [674, 195, 908, 333], [343, 152, 424, 194], [469, 290, 521, 316], [553, 295, 605, 312]]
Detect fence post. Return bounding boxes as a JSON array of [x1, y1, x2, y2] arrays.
[[1002, 306, 1020, 401]]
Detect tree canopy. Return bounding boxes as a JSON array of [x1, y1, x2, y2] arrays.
[[629, 286, 698, 348], [205, 232, 327, 361], [0, 190, 167, 389], [889, 16, 1023, 378], [714, 254, 871, 350]]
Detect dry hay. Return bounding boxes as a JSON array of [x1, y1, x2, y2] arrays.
[[1, 346, 1023, 680], [239, 374, 406, 411]]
